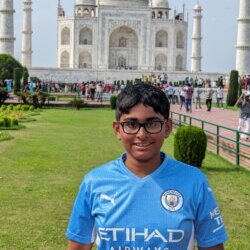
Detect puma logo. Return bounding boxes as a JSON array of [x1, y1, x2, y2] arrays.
[[100, 193, 116, 205]]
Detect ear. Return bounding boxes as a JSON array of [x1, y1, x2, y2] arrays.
[[113, 121, 122, 140], [164, 119, 172, 138]]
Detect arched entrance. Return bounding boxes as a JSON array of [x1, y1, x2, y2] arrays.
[[109, 26, 138, 70], [79, 52, 92, 69], [60, 51, 70, 68], [155, 54, 167, 71]]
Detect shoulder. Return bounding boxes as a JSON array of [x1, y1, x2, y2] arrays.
[[166, 157, 206, 182], [84, 157, 121, 184]]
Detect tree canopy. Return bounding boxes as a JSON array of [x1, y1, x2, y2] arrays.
[[0, 54, 23, 82]]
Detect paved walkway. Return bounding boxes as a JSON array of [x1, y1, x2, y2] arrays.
[[170, 104, 239, 131], [170, 103, 250, 169]]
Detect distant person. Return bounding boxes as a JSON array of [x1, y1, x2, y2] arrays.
[[173, 85, 179, 104], [183, 83, 194, 113], [216, 86, 224, 108], [166, 82, 174, 104], [96, 82, 103, 102], [205, 84, 214, 112], [235, 92, 250, 141], [7, 80, 12, 92], [194, 85, 203, 109], [66, 83, 227, 250], [179, 86, 185, 111]]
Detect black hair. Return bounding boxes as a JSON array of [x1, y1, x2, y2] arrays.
[[115, 83, 170, 121]]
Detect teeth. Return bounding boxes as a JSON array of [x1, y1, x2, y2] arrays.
[[135, 143, 151, 147]]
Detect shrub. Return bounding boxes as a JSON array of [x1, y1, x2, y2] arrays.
[[21, 105, 30, 111], [0, 87, 8, 105], [7, 104, 14, 111], [30, 91, 47, 108], [0, 118, 4, 127], [110, 95, 117, 109], [0, 104, 7, 111], [2, 116, 11, 127], [174, 126, 207, 168], [14, 104, 22, 111], [29, 105, 35, 111], [10, 117, 18, 126], [70, 98, 84, 110], [226, 70, 239, 106], [19, 92, 30, 104]]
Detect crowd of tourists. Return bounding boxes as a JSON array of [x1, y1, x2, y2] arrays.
[[163, 82, 225, 113], [1, 73, 250, 140]]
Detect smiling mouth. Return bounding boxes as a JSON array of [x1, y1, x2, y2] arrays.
[[134, 142, 152, 147]]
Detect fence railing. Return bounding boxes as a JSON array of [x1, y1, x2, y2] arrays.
[[170, 111, 250, 168]]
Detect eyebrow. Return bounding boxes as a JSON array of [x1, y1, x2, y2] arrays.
[[122, 117, 163, 122]]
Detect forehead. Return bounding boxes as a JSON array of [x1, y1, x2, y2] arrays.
[[120, 103, 164, 121]]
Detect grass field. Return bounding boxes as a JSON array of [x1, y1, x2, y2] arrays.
[[0, 108, 249, 249]]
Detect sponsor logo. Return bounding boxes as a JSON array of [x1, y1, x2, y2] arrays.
[[161, 190, 183, 212], [97, 227, 184, 243]]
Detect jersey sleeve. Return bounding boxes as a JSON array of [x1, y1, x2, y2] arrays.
[[194, 175, 228, 248], [66, 179, 96, 244]]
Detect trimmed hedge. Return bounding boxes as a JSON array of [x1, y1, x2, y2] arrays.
[[110, 95, 117, 109], [70, 98, 84, 110], [14, 67, 22, 95], [174, 126, 207, 168], [226, 70, 239, 106]]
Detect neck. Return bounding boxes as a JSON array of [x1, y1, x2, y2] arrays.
[[124, 155, 163, 178]]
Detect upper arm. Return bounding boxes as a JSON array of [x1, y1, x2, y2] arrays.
[[198, 243, 224, 250], [67, 240, 93, 250]]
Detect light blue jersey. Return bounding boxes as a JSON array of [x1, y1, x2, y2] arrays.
[[66, 153, 227, 249]]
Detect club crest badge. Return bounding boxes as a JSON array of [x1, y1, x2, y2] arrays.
[[161, 190, 183, 212]]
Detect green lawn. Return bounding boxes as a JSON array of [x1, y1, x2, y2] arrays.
[[0, 108, 249, 249]]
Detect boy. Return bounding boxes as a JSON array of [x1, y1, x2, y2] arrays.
[[66, 83, 227, 250]]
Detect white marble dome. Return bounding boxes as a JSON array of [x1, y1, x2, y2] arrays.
[[99, 0, 148, 8], [152, 0, 169, 9], [75, 0, 96, 5]]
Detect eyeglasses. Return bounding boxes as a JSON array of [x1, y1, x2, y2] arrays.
[[117, 120, 165, 134]]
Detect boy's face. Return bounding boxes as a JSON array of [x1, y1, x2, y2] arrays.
[[113, 103, 172, 169]]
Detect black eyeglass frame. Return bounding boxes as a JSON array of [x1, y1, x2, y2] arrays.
[[117, 120, 166, 134]]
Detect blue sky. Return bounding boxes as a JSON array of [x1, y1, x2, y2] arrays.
[[13, 0, 239, 73]]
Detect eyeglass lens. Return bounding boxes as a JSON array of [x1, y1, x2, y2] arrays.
[[121, 120, 164, 134]]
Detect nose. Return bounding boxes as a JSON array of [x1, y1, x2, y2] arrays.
[[136, 125, 148, 137]]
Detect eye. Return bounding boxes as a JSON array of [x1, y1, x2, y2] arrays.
[[125, 121, 138, 129], [146, 121, 158, 128]]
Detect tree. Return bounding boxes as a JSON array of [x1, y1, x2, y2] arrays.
[[226, 70, 239, 106], [30, 76, 41, 83], [0, 54, 23, 83], [13, 68, 22, 95], [22, 67, 29, 90]]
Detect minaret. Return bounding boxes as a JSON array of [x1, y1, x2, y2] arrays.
[[191, 3, 202, 73], [236, 0, 250, 76], [0, 0, 15, 56], [21, 0, 33, 68], [58, 0, 65, 17]]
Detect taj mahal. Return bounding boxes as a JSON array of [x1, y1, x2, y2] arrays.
[[0, 0, 249, 83], [57, 0, 189, 72]]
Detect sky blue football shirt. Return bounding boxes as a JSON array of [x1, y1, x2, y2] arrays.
[[66, 153, 227, 249]]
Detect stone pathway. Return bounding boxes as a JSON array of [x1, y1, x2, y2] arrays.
[[170, 103, 250, 169]]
